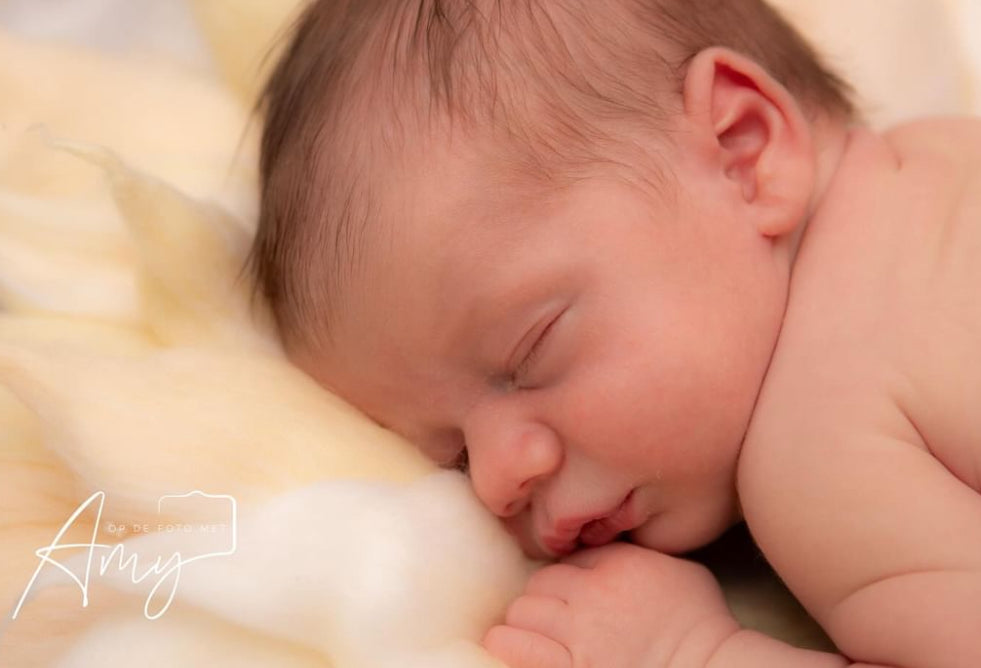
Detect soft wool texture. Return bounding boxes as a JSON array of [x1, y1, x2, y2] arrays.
[[2, 2, 980, 666], [0, 136, 530, 668], [0, 31, 528, 666]]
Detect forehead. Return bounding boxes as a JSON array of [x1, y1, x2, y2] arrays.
[[305, 135, 558, 417]]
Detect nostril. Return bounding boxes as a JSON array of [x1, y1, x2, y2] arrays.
[[501, 498, 523, 517]]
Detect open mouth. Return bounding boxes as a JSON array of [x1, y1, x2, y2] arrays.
[[578, 490, 637, 547], [541, 490, 637, 557]]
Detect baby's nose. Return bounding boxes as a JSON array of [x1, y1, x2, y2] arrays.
[[466, 420, 562, 518]]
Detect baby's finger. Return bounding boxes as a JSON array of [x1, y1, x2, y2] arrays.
[[560, 548, 605, 569], [504, 594, 569, 640], [483, 625, 572, 668], [561, 542, 639, 569], [523, 563, 582, 599]]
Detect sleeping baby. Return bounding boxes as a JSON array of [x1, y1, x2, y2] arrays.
[[248, 0, 981, 665]]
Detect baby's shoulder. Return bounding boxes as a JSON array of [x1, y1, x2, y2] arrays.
[[883, 115, 981, 165], [746, 115, 981, 493]]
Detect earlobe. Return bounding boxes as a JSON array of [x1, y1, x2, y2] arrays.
[[682, 47, 816, 238]]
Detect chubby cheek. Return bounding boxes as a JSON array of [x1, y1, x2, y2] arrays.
[[555, 311, 752, 488], [631, 491, 739, 553], [550, 362, 659, 458]]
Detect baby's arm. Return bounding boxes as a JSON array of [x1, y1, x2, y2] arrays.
[[485, 523, 978, 668], [739, 402, 981, 667]]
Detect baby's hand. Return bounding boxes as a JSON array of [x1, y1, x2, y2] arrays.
[[483, 543, 739, 668]]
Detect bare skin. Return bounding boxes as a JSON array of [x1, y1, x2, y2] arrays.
[[294, 46, 981, 667], [736, 118, 981, 666]]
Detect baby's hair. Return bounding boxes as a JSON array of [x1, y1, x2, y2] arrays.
[[248, 0, 853, 353]]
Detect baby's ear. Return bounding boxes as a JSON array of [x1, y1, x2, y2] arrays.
[[682, 47, 815, 238]]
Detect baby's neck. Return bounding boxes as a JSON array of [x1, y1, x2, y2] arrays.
[[787, 115, 853, 264]]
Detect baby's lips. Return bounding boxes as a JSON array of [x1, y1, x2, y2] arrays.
[[500, 491, 638, 559], [541, 533, 579, 557], [575, 491, 639, 548], [577, 518, 624, 547]]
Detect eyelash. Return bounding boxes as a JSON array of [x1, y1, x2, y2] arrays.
[[511, 313, 560, 385], [435, 430, 469, 475], [448, 448, 469, 475]]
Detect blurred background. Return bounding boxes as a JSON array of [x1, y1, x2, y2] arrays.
[[1, 0, 979, 127], [0, 0, 213, 72]]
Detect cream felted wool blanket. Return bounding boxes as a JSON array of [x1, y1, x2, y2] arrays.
[[2, 1, 980, 666]]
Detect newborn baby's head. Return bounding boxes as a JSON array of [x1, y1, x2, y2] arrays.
[[250, 0, 854, 558]]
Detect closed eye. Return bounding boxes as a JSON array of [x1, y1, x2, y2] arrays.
[[433, 428, 469, 475], [445, 447, 469, 475], [511, 309, 564, 385]]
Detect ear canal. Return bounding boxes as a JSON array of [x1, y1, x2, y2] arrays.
[[718, 108, 771, 202]]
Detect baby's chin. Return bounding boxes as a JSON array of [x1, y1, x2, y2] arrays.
[[629, 506, 739, 555]]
